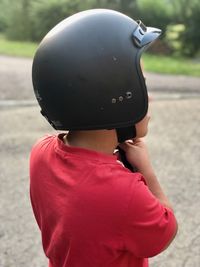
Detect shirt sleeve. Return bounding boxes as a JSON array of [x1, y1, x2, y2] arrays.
[[123, 174, 177, 258]]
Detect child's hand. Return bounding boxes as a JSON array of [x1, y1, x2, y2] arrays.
[[119, 138, 153, 175]]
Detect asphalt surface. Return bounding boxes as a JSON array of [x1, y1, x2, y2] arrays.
[[0, 55, 200, 267]]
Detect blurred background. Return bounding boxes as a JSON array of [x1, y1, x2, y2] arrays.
[[0, 0, 200, 73], [0, 1, 200, 267]]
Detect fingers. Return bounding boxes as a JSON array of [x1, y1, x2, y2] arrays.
[[118, 142, 128, 151], [125, 138, 144, 146], [119, 138, 147, 152], [119, 140, 137, 151]]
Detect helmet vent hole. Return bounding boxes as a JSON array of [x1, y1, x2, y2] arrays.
[[126, 92, 133, 99]]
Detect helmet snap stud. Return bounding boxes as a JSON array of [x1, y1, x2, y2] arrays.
[[112, 98, 117, 104]]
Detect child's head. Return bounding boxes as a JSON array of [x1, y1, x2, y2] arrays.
[[32, 9, 161, 143]]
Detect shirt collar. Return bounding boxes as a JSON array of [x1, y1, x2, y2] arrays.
[[55, 133, 118, 163]]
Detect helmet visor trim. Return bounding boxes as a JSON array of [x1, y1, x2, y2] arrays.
[[132, 20, 162, 48]]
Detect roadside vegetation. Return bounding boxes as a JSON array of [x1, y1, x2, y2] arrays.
[[0, 33, 199, 77], [0, 34, 37, 58], [143, 54, 200, 77]]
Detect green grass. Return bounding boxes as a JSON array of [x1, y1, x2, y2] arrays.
[[143, 53, 200, 77], [0, 34, 37, 57], [0, 34, 200, 76]]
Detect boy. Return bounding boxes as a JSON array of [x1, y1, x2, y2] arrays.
[[30, 9, 178, 267]]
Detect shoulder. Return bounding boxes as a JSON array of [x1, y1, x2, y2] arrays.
[[30, 134, 57, 159], [31, 134, 56, 149]]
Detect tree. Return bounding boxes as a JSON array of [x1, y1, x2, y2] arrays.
[[0, 0, 12, 32], [167, 0, 200, 56], [31, 0, 82, 41], [137, 0, 173, 33], [119, 0, 138, 16], [5, 0, 33, 40], [2, 0, 139, 41], [168, 0, 199, 23], [29, 0, 139, 42], [179, 2, 200, 56]]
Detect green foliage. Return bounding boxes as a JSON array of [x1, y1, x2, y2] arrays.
[[0, 13, 6, 32], [0, 0, 199, 57], [0, 33, 37, 57], [0, 0, 11, 32], [165, 24, 185, 54], [95, 0, 138, 17], [167, 0, 199, 23], [81, 0, 138, 16], [166, 0, 200, 57], [179, 3, 200, 57], [31, 0, 82, 41], [5, 0, 32, 40], [135, 0, 174, 55], [137, 0, 173, 34], [1, 0, 139, 42], [30, 0, 139, 41], [143, 53, 200, 77]]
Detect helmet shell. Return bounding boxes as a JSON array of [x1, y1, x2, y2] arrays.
[[32, 9, 159, 130]]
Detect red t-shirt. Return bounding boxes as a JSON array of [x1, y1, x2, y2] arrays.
[[30, 134, 176, 267]]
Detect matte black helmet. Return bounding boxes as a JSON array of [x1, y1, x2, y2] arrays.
[[32, 9, 161, 142]]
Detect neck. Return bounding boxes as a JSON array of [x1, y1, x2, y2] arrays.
[[64, 129, 118, 155]]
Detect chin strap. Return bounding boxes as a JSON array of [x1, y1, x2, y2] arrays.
[[116, 125, 138, 172], [116, 126, 136, 143]]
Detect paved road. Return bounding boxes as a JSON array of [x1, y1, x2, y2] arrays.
[[0, 55, 200, 267]]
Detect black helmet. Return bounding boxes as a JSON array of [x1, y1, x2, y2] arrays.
[[32, 9, 161, 142]]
